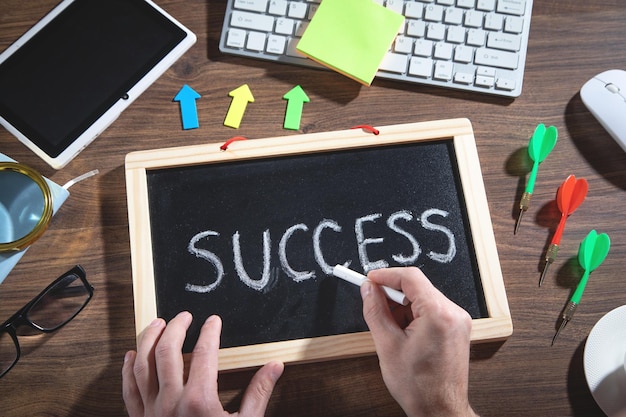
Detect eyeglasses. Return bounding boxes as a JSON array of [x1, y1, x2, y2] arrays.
[[0, 265, 94, 378]]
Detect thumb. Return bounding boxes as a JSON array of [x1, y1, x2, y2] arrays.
[[361, 280, 401, 348], [238, 361, 284, 416]]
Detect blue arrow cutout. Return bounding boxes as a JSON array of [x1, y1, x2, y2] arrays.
[[174, 84, 201, 130]]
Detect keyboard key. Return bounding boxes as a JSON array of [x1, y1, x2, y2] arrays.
[[231, 10, 274, 32], [394, 36, 414, 54], [405, 2, 423, 18], [386, 0, 404, 15], [434, 61, 453, 80], [484, 13, 503, 31], [288, 2, 308, 19], [444, 8, 464, 25], [246, 31, 266, 51], [454, 45, 474, 63], [307, 4, 319, 19], [275, 17, 295, 35], [409, 57, 433, 77], [487, 32, 521, 51], [407, 20, 426, 37], [447, 26, 466, 43], [424, 4, 444, 22], [286, 37, 301, 56], [235, 0, 268, 12], [414, 39, 433, 57], [434, 43, 453, 60], [380, 53, 408, 74], [464, 10, 483, 28], [454, 72, 474, 84], [426, 23, 446, 40], [226, 29, 246, 48], [294, 20, 308, 36], [467, 29, 486, 46], [474, 47, 518, 69], [476, 0, 495, 11], [504, 16, 524, 34], [475, 74, 495, 87], [457, 0, 476, 8], [476, 66, 496, 77], [497, 0, 526, 16], [268, 0, 288, 15], [267, 34, 286, 54], [496, 77, 516, 90]]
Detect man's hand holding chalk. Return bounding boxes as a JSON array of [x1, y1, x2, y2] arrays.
[[333, 265, 409, 306]]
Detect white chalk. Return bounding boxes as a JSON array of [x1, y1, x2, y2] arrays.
[[332, 265, 409, 306]]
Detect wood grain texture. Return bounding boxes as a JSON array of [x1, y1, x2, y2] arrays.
[[1, 0, 625, 416]]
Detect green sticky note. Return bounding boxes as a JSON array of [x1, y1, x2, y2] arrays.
[[296, 0, 404, 86]]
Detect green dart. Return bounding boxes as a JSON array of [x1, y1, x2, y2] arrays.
[[515, 124, 558, 234], [552, 230, 610, 345]]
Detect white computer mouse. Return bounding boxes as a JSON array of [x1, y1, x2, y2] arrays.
[[580, 69, 626, 153]]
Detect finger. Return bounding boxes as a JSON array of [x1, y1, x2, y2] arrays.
[[134, 317, 166, 401], [154, 311, 193, 397], [122, 351, 144, 417], [367, 266, 429, 292], [187, 315, 222, 392], [371, 269, 472, 342], [368, 267, 442, 316], [361, 280, 403, 351], [238, 361, 284, 417]]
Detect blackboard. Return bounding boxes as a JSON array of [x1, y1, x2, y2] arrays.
[[126, 119, 512, 370]]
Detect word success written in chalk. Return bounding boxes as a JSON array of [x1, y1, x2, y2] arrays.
[[184, 208, 456, 294]]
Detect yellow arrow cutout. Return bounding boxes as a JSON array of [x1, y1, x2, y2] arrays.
[[224, 84, 255, 129]]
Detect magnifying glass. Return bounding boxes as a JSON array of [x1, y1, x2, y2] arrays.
[[0, 162, 54, 252]]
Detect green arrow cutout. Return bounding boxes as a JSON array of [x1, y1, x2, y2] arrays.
[[283, 85, 309, 130]]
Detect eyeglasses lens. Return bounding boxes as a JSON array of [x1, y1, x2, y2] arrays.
[[0, 331, 18, 377], [27, 274, 90, 331]]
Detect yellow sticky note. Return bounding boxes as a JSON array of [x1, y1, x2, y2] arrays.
[[296, 0, 404, 86]]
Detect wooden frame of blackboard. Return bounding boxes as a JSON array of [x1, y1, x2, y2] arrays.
[[125, 118, 512, 371]]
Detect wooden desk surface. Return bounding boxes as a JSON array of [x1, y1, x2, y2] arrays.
[[1, 1, 625, 415]]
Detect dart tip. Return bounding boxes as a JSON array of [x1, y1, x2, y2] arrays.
[[539, 265, 548, 287], [514, 210, 525, 234], [551, 319, 568, 346], [551, 332, 559, 346], [540, 244, 559, 286], [515, 192, 532, 234], [539, 259, 552, 287]]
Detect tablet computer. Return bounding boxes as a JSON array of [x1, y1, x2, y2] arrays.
[[0, 0, 196, 169]]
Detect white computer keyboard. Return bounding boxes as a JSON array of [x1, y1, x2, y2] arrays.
[[219, 0, 533, 97]]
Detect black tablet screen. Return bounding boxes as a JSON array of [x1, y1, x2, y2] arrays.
[[0, 0, 187, 157]]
